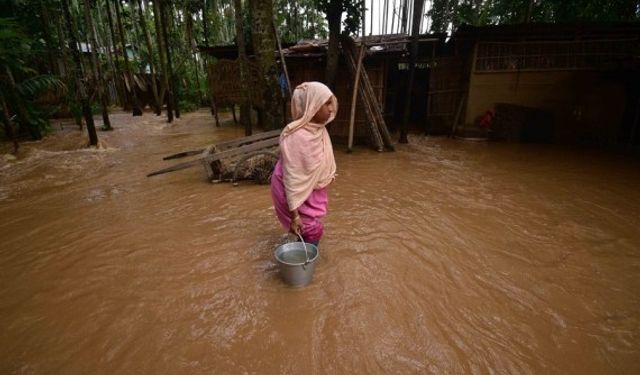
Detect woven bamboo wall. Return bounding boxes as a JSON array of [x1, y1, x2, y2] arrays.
[[287, 58, 386, 145]]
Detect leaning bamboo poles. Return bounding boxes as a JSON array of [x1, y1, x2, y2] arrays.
[[341, 37, 383, 151], [341, 35, 394, 152]]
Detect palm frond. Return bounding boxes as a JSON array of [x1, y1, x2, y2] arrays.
[[17, 75, 67, 98]]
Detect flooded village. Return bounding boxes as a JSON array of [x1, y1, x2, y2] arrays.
[[1, 1, 639, 373]]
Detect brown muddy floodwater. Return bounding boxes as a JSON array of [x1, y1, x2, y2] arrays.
[[1, 110, 639, 374]]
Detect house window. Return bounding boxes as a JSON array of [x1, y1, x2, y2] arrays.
[[474, 39, 637, 72]]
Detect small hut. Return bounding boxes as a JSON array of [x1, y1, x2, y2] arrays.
[[201, 23, 640, 146], [199, 33, 446, 148]]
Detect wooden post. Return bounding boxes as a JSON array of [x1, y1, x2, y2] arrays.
[[399, 0, 425, 144], [630, 97, 640, 147], [348, 44, 366, 153], [450, 92, 466, 138], [212, 99, 220, 127]]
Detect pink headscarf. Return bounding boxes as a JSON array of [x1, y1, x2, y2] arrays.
[[280, 82, 338, 210]]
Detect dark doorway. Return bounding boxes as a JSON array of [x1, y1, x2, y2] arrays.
[[384, 61, 430, 132]]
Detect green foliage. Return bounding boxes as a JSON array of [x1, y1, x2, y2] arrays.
[[274, 0, 329, 42], [430, 0, 640, 33], [19, 75, 67, 98], [0, 18, 33, 74], [341, 0, 365, 35], [314, 0, 365, 35], [204, 0, 236, 44], [2, 0, 636, 145], [0, 18, 66, 139]]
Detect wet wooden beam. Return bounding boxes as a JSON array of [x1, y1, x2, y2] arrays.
[[148, 137, 280, 178], [162, 129, 281, 160]]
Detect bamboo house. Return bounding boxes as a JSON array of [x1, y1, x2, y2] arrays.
[[200, 22, 640, 147]]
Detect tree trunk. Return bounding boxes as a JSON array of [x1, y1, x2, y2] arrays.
[[324, 0, 342, 89], [4, 66, 40, 139], [526, 0, 535, 23], [55, 11, 69, 79], [361, 0, 366, 36], [248, 0, 283, 130], [84, 0, 112, 131], [390, 0, 397, 34], [115, 0, 143, 116], [165, 1, 180, 118], [202, 0, 217, 117], [234, 0, 252, 135], [130, 1, 146, 77], [39, 0, 56, 75], [105, 0, 128, 109], [136, 0, 161, 115], [154, 0, 174, 122], [399, 0, 425, 144], [401, 0, 408, 34], [185, 6, 204, 106], [383, 0, 389, 33], [0, 91, 19, 153], [369, 0, 373, 35], [96, 4, 117, 106], [61, 0, 99, 146]]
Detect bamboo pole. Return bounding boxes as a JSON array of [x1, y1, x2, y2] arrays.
[[361, 66, 394, 150], [369, 0, 373, 36], [348, 44, 366, 153], [235, 0, 252, 134], [136, 0, 161, 115], [272, 19, 292, 97], [104, 0, 127, 109], [383, 0, 389, 34], [341, 36, 384, 151], [391, 0, 397, 34], [344, 36, 393, 149], [84, 0, 112, 130], [348, 38, 394, 150], [361, 0, 366, 37], [61, 0, 99, 145], [115, 0, 143, 116]]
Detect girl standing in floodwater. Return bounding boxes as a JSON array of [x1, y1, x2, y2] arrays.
[[271, 81, 338, 246]]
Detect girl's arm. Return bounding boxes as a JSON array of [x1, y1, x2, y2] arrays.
[[290, 208, 302, 235]]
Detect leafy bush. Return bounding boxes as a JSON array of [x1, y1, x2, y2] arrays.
[[0, 19, 67, 140]]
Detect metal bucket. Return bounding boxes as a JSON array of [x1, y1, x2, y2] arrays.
[[274, 241, 319, 287]]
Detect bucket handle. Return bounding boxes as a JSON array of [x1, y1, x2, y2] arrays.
[[297, 232, 311, 269]]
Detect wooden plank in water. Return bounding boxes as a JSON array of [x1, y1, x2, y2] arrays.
[[162, 129, 281, 160], [214, 129, 282, 151], [147, 137, 280, 178], [163, 150, 203, 160], [147, 158, 204, 177]]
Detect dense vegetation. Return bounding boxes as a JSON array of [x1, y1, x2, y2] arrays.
[[0, 0, 637, 150]]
